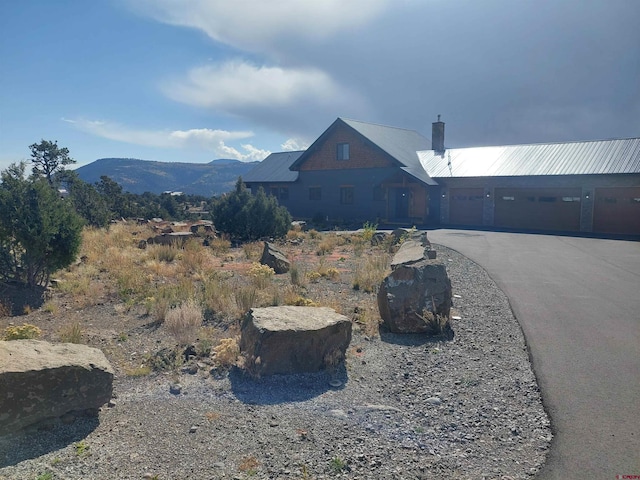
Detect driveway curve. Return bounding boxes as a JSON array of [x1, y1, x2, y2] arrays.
[[429, 230, 640, 480]]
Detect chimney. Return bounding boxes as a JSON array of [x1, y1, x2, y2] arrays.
[[432, 114, 445, 156]]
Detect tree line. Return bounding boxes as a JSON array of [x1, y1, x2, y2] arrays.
[[0, 140, 291, 288]]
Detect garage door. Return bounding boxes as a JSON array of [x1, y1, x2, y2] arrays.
[[449, 188, 484, 225], [494, 187, 581, 231], [593, 187, 640, 235]]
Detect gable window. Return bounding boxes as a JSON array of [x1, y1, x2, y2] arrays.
[[309, 187, 322, 201], [337, 143, 350, 161], [340, 186, 354, 205]]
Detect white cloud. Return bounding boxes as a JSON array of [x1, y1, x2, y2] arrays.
[[128, 0, 390, 54], [63, 118, 266, 161], [162, 61, 357, 113], [281, 138, 308, 151]]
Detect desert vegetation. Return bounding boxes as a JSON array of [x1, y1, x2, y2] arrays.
[[0, 219, 394, 377]]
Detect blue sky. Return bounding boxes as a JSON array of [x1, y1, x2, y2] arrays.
[[1, 0, 639, 173]]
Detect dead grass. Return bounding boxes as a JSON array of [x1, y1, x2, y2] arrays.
[[1, 221, 398, 380], [59, 322, 84, 344], [353, 253, 390, 293], [164, 299, 203, 345]]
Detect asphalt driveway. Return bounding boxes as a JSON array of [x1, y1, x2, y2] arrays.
[[428, 230, 640, 480]]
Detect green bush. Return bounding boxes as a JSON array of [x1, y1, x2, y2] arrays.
[[212, 178, 291, 241]]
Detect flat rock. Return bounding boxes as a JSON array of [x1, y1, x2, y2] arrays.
[[240, 306, 352, 375], [0, 340, 114, 434]]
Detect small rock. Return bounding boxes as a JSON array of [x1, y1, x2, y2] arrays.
[[169, 383, 182, 395], [108, 399, 116, 408], [426, 396, 442, 406], [189, 425, 198, 433]]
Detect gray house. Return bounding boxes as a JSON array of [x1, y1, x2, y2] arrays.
[[244, 117, 640, 236]]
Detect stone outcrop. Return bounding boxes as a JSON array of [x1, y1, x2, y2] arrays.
[[260, 242, 291, 274], [0, 340, 114, 434], [147, 231, 193, 247], [240, 306, 352, 376], [378, 239, 452, 335]]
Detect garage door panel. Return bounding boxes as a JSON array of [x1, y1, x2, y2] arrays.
[[449, 188, 483, 225], [593, 187, 640, 235], [494, 188, 581, 231]]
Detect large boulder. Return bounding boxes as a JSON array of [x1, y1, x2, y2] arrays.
[[0, 340, 114, 434], [240, 306, 352, 376], [260, 242, 290, 274], [378, 240, 452, 335]]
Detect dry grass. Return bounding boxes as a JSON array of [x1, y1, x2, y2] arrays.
[[209, 236, 231, 256], [59, 322, 84, 344], [164, 299, 203, 345], [353, 253, 390, 293], [242, 241, 263, 261], [0, 300, 12, 318]]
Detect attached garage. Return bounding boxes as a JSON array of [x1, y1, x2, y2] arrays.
[[593, 187, 640, 235], [494, 187, 582, 231], [449, 188, 484, 225]]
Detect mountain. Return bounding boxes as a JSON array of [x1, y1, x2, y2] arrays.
[[75, 158, 259, 196]]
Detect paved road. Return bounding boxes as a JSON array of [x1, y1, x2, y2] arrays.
[[428, 230, 640, 480]]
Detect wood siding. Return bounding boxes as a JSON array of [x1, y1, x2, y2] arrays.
[[299, 124, 395, 171]]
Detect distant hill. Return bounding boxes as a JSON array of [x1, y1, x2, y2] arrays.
[[75, 158, 259, 196]]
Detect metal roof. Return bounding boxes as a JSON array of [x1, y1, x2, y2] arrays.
[[418, 138, 640, 178], [243, 151, 303, 183], [341, 118, 437, 185]]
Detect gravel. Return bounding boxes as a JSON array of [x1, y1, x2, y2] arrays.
[[0, 245, 552, 479]]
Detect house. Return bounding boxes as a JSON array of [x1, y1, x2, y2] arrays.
[[244, 118, 438, 225], [244, 117, 640, 236]]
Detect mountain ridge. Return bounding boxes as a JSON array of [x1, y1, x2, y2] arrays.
[[75, 157, 258, 196]]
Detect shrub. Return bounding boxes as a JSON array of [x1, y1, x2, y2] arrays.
[[289, 263, 307, 287], [248, 262, 275, 289], [213, 337, 240, 368], [150, 244, 178, 263], [209, 236, 231, 256], [2, 323, 42, 340], [212, 179, 291, 241], [361, 221, 378, 242], [165, 299, 203, 345]]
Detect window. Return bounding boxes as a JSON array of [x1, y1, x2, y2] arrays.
[[309, 187, 322, 201], [337, 143, 350, 161], [501, 196, 515, 201], [562, 197, 581, 202], [269, 187, 288, 201], [373, 185, 385, 201], [340, 186, 354, 204], [539, 196, 557, 203]]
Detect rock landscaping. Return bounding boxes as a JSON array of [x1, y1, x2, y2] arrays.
[[0, 226, 551, 479], [0, 340, 113, 434]]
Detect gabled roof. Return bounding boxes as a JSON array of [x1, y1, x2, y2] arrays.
[[419, 138, 640, 178], [243, 151, 304, 183], [290, 118, 437, 185]]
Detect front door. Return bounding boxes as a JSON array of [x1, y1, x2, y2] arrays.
[[395, 188, 410, 218]]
